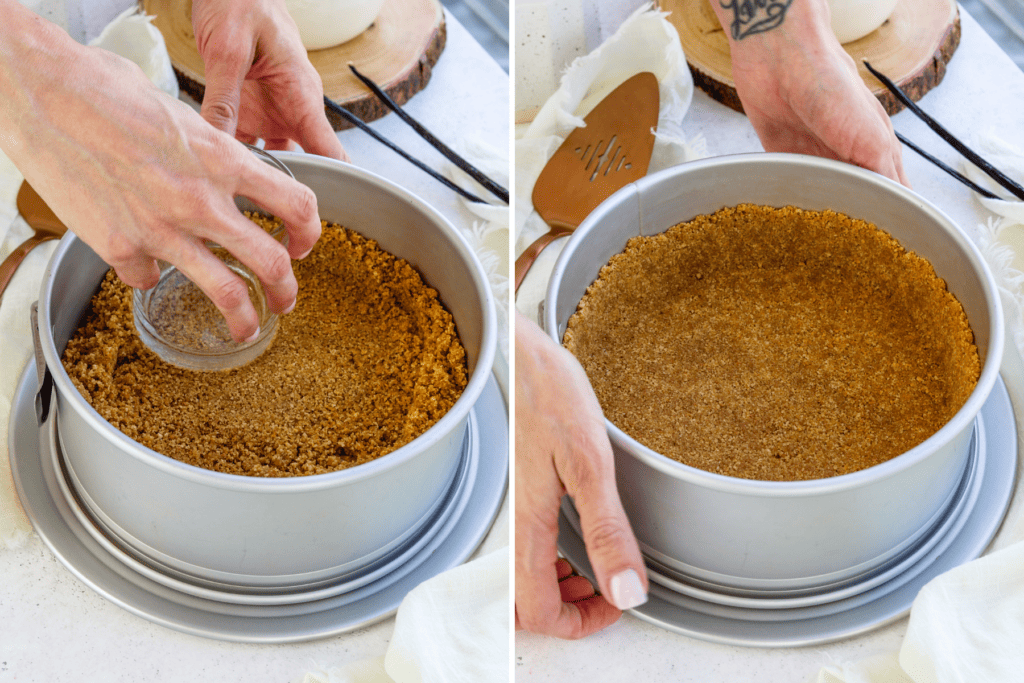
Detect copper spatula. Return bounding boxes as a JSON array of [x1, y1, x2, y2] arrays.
[[0, 181, 68, 301], [515, 71, 659, 293]]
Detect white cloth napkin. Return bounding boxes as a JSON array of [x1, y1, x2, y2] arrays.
[[446, 137, 511, 362], [965, 132, 1024, 227], [88, 6, 179, 98], [514, 3, 706, 323], [0, 153, 51, 549], [812, 132, 1024, 683], [294, 547, 509, 683]]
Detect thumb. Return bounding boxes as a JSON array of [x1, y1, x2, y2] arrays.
[[561, 437, 648, 611], [201, 55, 249, 136]]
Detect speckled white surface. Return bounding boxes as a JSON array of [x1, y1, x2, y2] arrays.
[[0, 8, 509, 683], [514, 8, 1024, 682]]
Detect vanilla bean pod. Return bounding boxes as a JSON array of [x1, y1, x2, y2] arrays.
[[865, 60, 1024, 200], [896, 132, 999, 199], [324, 96, 487, 204], [348, 64, 509, 204]]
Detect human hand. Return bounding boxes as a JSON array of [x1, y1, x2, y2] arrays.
[[0, 7, 321, 341], [713, 0, 908, 186], [515, 311, 648, 639], [192, 0, 349, 161]]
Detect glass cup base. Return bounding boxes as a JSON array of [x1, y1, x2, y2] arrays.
[[131, 144, 292, 372], [133, 265, 279, 372]]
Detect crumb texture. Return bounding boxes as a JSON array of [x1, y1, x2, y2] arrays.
[[563, 204, 980, 481], [62, 219, 468, 477]]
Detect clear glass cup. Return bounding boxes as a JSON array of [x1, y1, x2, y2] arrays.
[[133, 145, 293, 371]]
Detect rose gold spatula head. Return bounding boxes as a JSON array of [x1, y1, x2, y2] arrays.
[[515, 71, 659, 293]]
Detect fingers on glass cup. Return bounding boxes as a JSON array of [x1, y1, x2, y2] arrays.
[[132, 144, 294, 371]]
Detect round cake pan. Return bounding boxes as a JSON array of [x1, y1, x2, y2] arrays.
[[37, 153, 497, 589], [544, 153, 1004, 592]]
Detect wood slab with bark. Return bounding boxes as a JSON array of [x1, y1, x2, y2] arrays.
[[660, 0, 960, 116], [141, 0, 446, 130]]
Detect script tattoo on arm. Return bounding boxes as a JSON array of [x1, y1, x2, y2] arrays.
[[720, 0, 795, 40]]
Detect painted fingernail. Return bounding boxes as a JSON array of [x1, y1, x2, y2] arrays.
[[609, 569, 647, 610], [243, 326, 261, 343]]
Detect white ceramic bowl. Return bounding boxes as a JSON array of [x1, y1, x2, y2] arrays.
[[827, 0, 899, 43], [285, 0, 388, 49]]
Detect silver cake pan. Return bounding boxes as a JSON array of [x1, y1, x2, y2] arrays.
[[35, 153, 497, 590], [544, 153, 1004, 592]]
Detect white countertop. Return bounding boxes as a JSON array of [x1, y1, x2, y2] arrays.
[[515, 8, 1024, 682], [0, 9, 509, 683]]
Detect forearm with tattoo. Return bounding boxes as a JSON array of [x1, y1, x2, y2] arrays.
[[720, 0, 795, 40]]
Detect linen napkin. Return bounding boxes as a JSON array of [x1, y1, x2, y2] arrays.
[[87, 6, 179, 98], [446, 136, 511, 365], [811, 132, 1024, 683], [514, 3, 707, 324], [294, 547, 509, 683], [964, 132, 1024, 228], [0, 5, 177, 548], [0, 153, 50, 549]]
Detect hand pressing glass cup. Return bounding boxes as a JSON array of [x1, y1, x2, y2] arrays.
[[133, 145, 298, 371], [1, 0, 337, 371]]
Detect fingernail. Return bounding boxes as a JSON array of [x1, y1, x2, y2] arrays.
[[283, 298, 296, 315], [609, 569, 647, 610], [243, 326, 261, 343], [297, 248, 312, 260]]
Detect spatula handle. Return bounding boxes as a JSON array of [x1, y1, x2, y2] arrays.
[[0, 235, 55, 302], [514, 226, 574, 294]]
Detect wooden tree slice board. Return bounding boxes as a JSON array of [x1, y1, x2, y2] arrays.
[[141, 0, 446, 130], [659, 0, 960, 116]]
